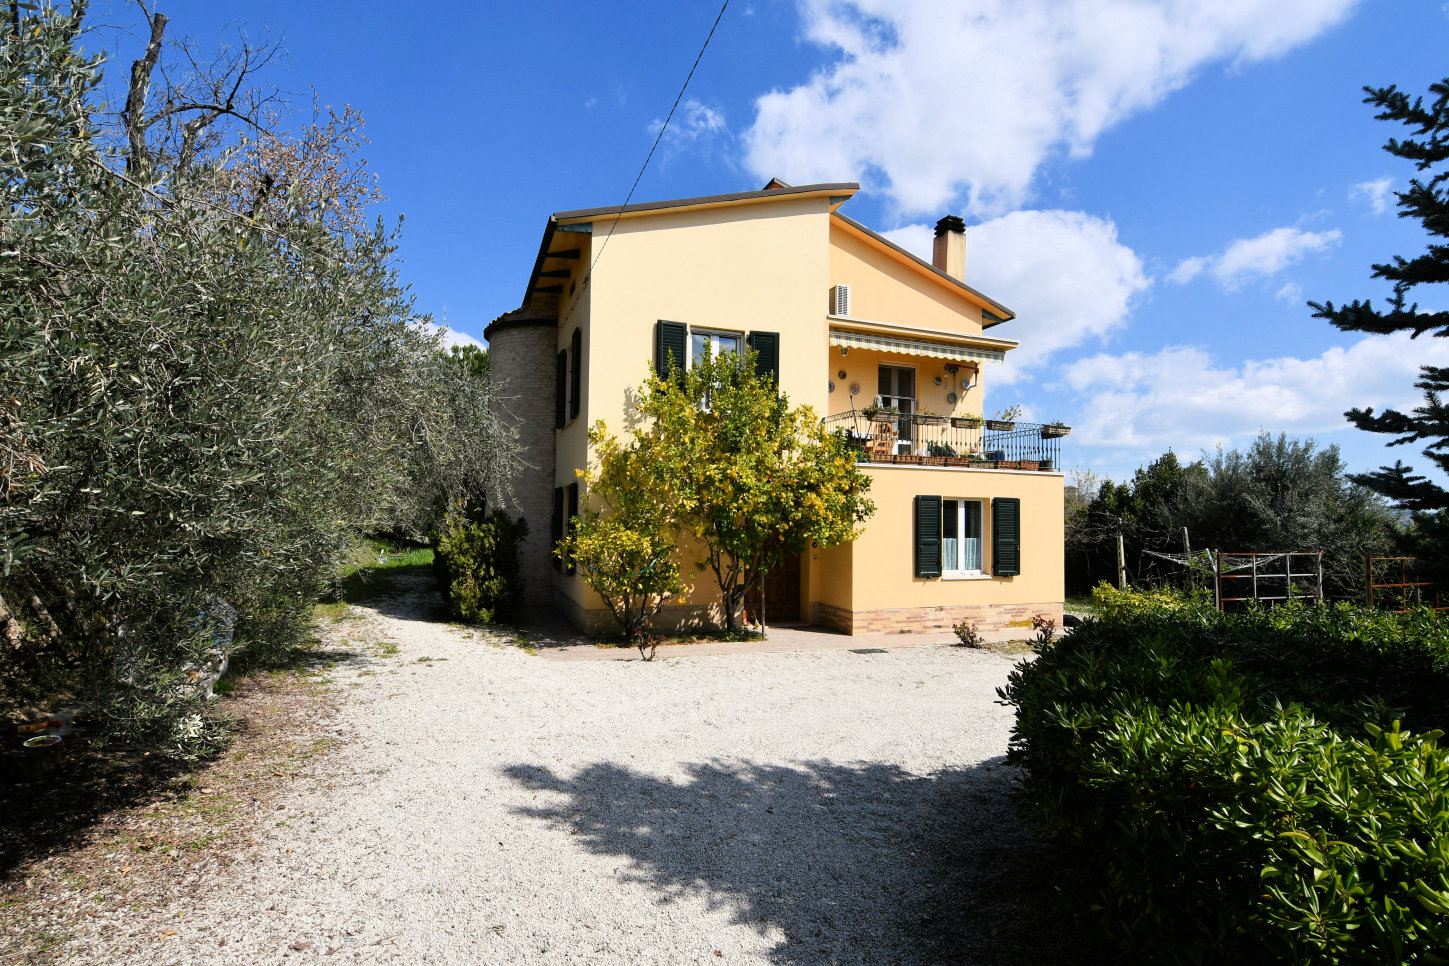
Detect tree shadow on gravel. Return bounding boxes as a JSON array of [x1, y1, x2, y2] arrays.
[[505, 757, 1102, 966], [0, 644, 358, 880]]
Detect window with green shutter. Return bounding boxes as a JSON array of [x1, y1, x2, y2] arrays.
[[551, 487, 564, 572], [569, 328, 582, 421], [746, 331, 780, 385], [914, 495, 942, 578], [566, 483, 579, 576], [655, 320, 686, 385], [554, 350, 567, 429], [992, 497, 1021, 577]]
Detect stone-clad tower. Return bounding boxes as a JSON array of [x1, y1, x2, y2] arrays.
[[483, 308, 557, 606]]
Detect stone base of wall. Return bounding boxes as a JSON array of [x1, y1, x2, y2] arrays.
[[811, 600, 1063, 637]]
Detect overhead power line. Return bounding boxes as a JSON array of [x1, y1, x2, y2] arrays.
[[585, 0, 731, 279]]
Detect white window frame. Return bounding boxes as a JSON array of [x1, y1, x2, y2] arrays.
[[689, 327, 744, 367], [941, 497, 988, 579]]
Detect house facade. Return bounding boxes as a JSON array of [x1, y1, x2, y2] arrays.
[[485, 180, 1064, 636]]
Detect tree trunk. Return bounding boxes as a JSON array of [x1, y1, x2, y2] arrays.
[[19, 580, 61, 645], [0, 590, 23, 648], [124, 12, 168, 173]]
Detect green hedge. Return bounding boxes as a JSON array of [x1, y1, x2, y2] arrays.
[[1001, 602, 1449, 963]]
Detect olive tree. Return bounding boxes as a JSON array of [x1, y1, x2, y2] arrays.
[[0, 3, 510, 751]]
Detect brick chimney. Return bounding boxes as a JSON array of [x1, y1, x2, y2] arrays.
[[932, 215, 966, 281]]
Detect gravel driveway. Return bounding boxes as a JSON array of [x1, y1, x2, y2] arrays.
[[63, 580, 1069, 965]]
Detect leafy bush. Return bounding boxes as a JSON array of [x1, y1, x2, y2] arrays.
[[433, 504, 527, 624], [952, 618, 984, 648], [1088, 581, 1213, 619], [1002, 604, 1449, 963]]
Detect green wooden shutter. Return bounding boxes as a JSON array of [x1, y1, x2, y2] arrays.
[[993, 497, 1021, 577], [555, 350, 567, 428], [566, 483, 579, 575], [655, 320, 686, 384], [746, 331, 780, 385], [915, 495, 942, 578], [569, 328, 582, 421], [551, 487, 564, 571]]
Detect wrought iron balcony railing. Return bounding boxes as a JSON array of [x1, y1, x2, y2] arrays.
[[821, 410, 1068, 470]]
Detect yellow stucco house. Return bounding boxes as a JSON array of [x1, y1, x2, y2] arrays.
[[485, 179, 1064, 636]]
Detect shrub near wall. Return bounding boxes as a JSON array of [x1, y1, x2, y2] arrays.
[[1001, 600, 1449, 964], [433, 503, 527, 624]]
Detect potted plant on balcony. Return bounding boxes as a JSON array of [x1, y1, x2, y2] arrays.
[[985, 405, 1021, 432], [916, 409, 947, 426], [861, 402, 898, 421], [950, 414, 983, 429], [1041, 422, 1072, 438]]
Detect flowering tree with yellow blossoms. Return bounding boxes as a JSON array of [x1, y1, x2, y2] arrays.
[[623, 348, 875, 634], [559, 424, 687, 644]]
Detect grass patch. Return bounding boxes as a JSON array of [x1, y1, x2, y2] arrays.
[[1065, 593, 1099, 618], [312, 600, 357, 622], [323, 536, 435, 604]]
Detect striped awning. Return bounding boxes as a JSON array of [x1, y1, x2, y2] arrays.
[[828, 329, 1006, 364]]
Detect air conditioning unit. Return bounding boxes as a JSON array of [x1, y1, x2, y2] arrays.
[[830, 284, 851, 317]]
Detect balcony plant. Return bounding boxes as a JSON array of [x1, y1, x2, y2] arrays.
[[951, 414, 983, 429], [986, 404, 1022, 431], [1042, 422, 1072, 438]]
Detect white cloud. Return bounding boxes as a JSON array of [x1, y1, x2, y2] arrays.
[[1169, 226, 1341, 290], [1350, 176, 1394, 214], [881, 210, 1150, 382], [428, 323, 484, 351], [1275, 281, 1302, 303], [1167, 256, 1207, 285], [1063, 332, 1449, 455], [744, 0, 1359, 215], [650, 98, 728, 156]]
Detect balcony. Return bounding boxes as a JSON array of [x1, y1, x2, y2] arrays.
[[822, 411, 1067, 471]]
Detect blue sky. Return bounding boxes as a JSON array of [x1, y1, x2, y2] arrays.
[[92, 1, 1449, 482]]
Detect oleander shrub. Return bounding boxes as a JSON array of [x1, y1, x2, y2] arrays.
[[1001, 603, 1449, 963], [433, 503, 527, 624]]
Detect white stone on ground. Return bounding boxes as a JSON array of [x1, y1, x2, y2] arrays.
[[62, 581, 1044, 965]]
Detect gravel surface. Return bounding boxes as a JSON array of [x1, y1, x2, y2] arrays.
[[57, 580, 1070, 965]]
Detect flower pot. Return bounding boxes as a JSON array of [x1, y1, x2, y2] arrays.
[[951, 417, 982, 429], [986, 419, 1016, 431], [1041, 424, 1071, 438]]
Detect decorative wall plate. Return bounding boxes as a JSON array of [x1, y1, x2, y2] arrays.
[[947, 392, 958, 404], [934, 376, 943, 385], [849, 383, 861, 396], [828, 381, 836, 393], [838, 369, 847, 380]]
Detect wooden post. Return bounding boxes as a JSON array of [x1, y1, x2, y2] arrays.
[[1316, 553, 1324, 604], [1182, 527, 1192, 591], [1117, 532, 1127, 590]]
